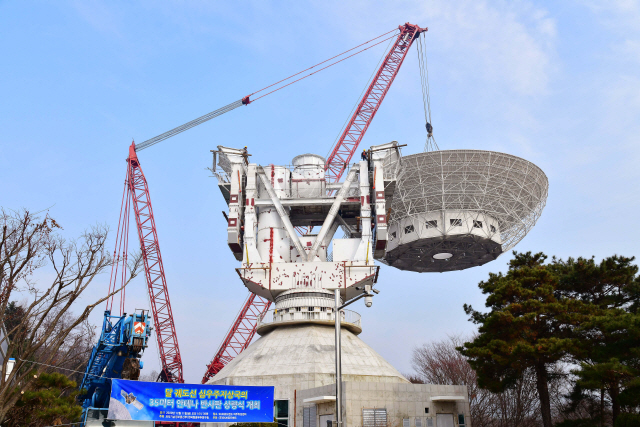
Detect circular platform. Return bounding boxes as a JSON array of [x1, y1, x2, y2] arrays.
[[256, 308, 362, 335], [383, 150, 548, 272]]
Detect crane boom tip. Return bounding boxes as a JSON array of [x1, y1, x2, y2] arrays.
[[128, 142, 139, 164]]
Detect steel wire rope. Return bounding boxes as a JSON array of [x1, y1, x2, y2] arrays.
[[416, 34, 439, 152], [119, 185, 131, 316], [247, 28, 398, 99], [106, 176, 133, 314], [17, 357, 107, 379], [135, 100, 244, 151], [248, 34, 399, 103], [146, 286, 168, 383], [106, 176, 129, 312], [135, 28, 399, 152], [417, 35, 431, 125], [324, 32, 399, 161]]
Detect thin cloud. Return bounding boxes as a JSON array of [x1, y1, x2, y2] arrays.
[[424, 1, 557, 96], [72, 0, 124, 38]]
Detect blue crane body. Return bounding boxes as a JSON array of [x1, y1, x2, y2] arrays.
[[79, 309, 152, 424]]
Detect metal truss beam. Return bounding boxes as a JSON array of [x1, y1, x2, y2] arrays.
[[128, 143, 184, 383], [325, 23, 426, 183], [201, 293, 271, 384]]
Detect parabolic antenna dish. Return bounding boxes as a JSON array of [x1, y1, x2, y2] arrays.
[[382, 150, 548, 272]]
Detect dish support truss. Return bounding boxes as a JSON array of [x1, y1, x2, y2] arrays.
[[384, 150, 548, 271]]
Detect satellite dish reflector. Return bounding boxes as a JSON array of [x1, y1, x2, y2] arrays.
[[381, 150, 548, 273]]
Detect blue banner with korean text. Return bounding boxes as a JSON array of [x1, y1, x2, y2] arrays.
[[107, 379, 274, 423]]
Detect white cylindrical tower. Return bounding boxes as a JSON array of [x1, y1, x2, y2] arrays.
[[257, 165, 292, 263], [291, 154, 326, 198]]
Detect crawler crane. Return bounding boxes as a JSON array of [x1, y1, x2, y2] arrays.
[[80, 24, 430, 423]]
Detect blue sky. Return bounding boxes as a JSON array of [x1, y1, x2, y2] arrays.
[[2, 1, 639, 383]]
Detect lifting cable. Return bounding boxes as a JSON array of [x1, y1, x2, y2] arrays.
[[325, 33, 398, 161], [416, 33, 439, 152], [106, 170, 132, 314], [247, 30, 399, 103], [135, 28, 400, 152], [135, 100, 244, 151]]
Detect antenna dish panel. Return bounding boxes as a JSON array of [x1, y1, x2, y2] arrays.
[[382, 150, 548, 272]]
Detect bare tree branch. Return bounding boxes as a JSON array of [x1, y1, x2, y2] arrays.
[[410, 335, 563, 427], [0, 210, 143, 424]]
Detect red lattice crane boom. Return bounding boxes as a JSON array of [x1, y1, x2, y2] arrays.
[[127, 143, 184, 383], [325, 23, 426, 182], [106, 23, 425, 385], [201, 293, 271, 383], [201, 22, 426, 383]]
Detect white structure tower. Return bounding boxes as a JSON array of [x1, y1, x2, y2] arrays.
[[209, 143, 408, 424], [208, 142, 548, 427], [218, 145, 391, 303]]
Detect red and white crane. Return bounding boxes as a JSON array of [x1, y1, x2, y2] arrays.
[[200, 293, 271, 383], [201, 22, 426, 383], [324, 23, 425, 183], [107, 22, 427, 385], [107, 144, 185, 384], [127, 144, 184, 383]]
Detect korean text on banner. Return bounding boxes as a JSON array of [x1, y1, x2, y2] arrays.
[[107, 379, 274, 423]]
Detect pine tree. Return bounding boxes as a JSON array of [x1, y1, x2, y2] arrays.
[[4, 372, 82, 427], [458, 252, 590, 427], [555, 256, 640, 425]]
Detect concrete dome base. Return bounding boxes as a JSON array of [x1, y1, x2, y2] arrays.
[[207, 323, 408, 398]]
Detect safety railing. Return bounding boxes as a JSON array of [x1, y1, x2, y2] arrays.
[[256, 308, 361, 329]]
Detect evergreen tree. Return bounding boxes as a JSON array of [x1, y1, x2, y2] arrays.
[[555, 256, 640, 425], [458, 252, 589, 427], [3, 372, 82, 427]]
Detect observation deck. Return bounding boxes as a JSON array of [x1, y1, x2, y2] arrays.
[[256, 308, 362, 336]]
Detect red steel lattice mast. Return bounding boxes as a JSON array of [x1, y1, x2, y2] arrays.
[[325, 22, 426, 182], [201, 293, 271, 383], [127, 143, 184, 383], [200, 23, 426, 382]]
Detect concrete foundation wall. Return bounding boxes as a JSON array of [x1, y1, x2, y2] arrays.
[[208, 324, 408, 403], [298, 382, 470, 427], [203, 325, 469, 427]]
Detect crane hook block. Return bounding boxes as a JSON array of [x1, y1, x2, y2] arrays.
[[242, 96, 251, 105]]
